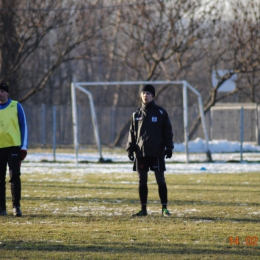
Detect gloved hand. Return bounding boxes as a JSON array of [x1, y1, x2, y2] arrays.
[[128, 150, 135, 161], [20, 149, 27, 161], [164, 148, 172, 159]]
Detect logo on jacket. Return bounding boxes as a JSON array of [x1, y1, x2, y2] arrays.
[[136, 117, 143, 121], [152, 117, 157, 122]]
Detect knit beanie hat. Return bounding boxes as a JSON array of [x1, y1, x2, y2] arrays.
[[141, 84, 155, 97], [0, 82, 9, 93]]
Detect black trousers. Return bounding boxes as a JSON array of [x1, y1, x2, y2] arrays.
[[137, 170, 168, 206], [135, 157, 168, 206], [0, 146, 21, 209]]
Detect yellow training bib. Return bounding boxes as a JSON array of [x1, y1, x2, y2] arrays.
[[0, 100, 21, 148]]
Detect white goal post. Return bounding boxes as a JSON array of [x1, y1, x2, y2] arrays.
[[71, 80, 211, 164]]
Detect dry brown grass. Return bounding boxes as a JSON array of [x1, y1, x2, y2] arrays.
[[0, 166, 260, 259]]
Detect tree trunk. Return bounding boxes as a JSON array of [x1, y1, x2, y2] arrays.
[[0, 0, 20, 97], [113, 118, 131, 147]]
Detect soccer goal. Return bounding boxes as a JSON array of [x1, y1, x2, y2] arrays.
[[71, 80, 211, 164]]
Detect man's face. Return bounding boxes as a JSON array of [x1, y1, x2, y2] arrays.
[[141, 91, 154, 104], [0, 90, 9, 104]]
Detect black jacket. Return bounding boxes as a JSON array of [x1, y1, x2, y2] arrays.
[[126, 100, 174, 157]]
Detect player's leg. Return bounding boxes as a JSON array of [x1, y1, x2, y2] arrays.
[[139, 170, 148, 211], [150, 157, 171, 216], [154, 171, 171, 216], [132, 157, 149, 217], [131, 170, 148, 216], [8, 146, 22, 217], [0, 148, 8, 215]]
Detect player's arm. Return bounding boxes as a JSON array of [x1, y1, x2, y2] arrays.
[[126, 112, 137, 151], [162, 110, 174, 150], [17, 103, 28, 160], [126, 113, 136, 161]]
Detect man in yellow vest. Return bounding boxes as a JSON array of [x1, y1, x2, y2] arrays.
[[0, 82, 28, 217]]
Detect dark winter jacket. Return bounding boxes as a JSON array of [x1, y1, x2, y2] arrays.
[[126, 100, 173, 157]]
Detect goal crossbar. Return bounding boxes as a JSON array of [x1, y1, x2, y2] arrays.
[[71, 80, 211, 164]]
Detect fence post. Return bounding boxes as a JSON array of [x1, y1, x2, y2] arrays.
[[110, 107, 115, 144], [257, 105, 260, 145], [53, 105, 56, 162], [183, 82, 189, 163], [240, 107, 244, 161], [78, 105, 81, 144], [41, 104, 46, 148]]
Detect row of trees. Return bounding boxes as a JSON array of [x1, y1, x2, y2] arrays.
[[1, 0, 260, 143]]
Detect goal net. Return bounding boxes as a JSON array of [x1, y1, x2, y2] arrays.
[[71, 80, 211, 164]]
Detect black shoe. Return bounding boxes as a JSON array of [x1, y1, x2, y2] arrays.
[[132, 210, 148, 217], [0, 208, 7, 216], [13, 206, 22, 217]]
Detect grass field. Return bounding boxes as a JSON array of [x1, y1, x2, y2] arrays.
[[1, 164, 260, 259]]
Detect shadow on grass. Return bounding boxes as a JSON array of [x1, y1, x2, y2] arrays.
[[24, 182, 260, 195], [9, 212, 259, 225], [183, 215, 260, 223], [0, 240, 260, 257], [24, 183, 138, 191], [171, 199, 260, 207], [19, 195, 260, 208]]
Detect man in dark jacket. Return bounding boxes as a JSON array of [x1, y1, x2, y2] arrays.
[[126, 84, 174, 217]]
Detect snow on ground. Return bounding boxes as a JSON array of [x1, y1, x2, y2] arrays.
[[22, 139, 260, 175], [22, 161, 260, 176], [174, 138, 260, 153]]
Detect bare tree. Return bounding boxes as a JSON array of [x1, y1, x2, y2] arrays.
[[0, 0, 112, 102], [111, 0, 213, 146], [188, 0, 260, 139], [0, 0, 20, 91]]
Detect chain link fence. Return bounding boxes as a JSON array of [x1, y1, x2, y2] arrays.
[[23, 103, 259, 149], [210, 103, 259, 144]]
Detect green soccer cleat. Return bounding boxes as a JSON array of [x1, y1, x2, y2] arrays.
[[132, 210, 148, 217], [162, 208, 171, 216]]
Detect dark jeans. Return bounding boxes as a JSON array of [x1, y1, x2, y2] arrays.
[[0, 146, 21, 209]]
